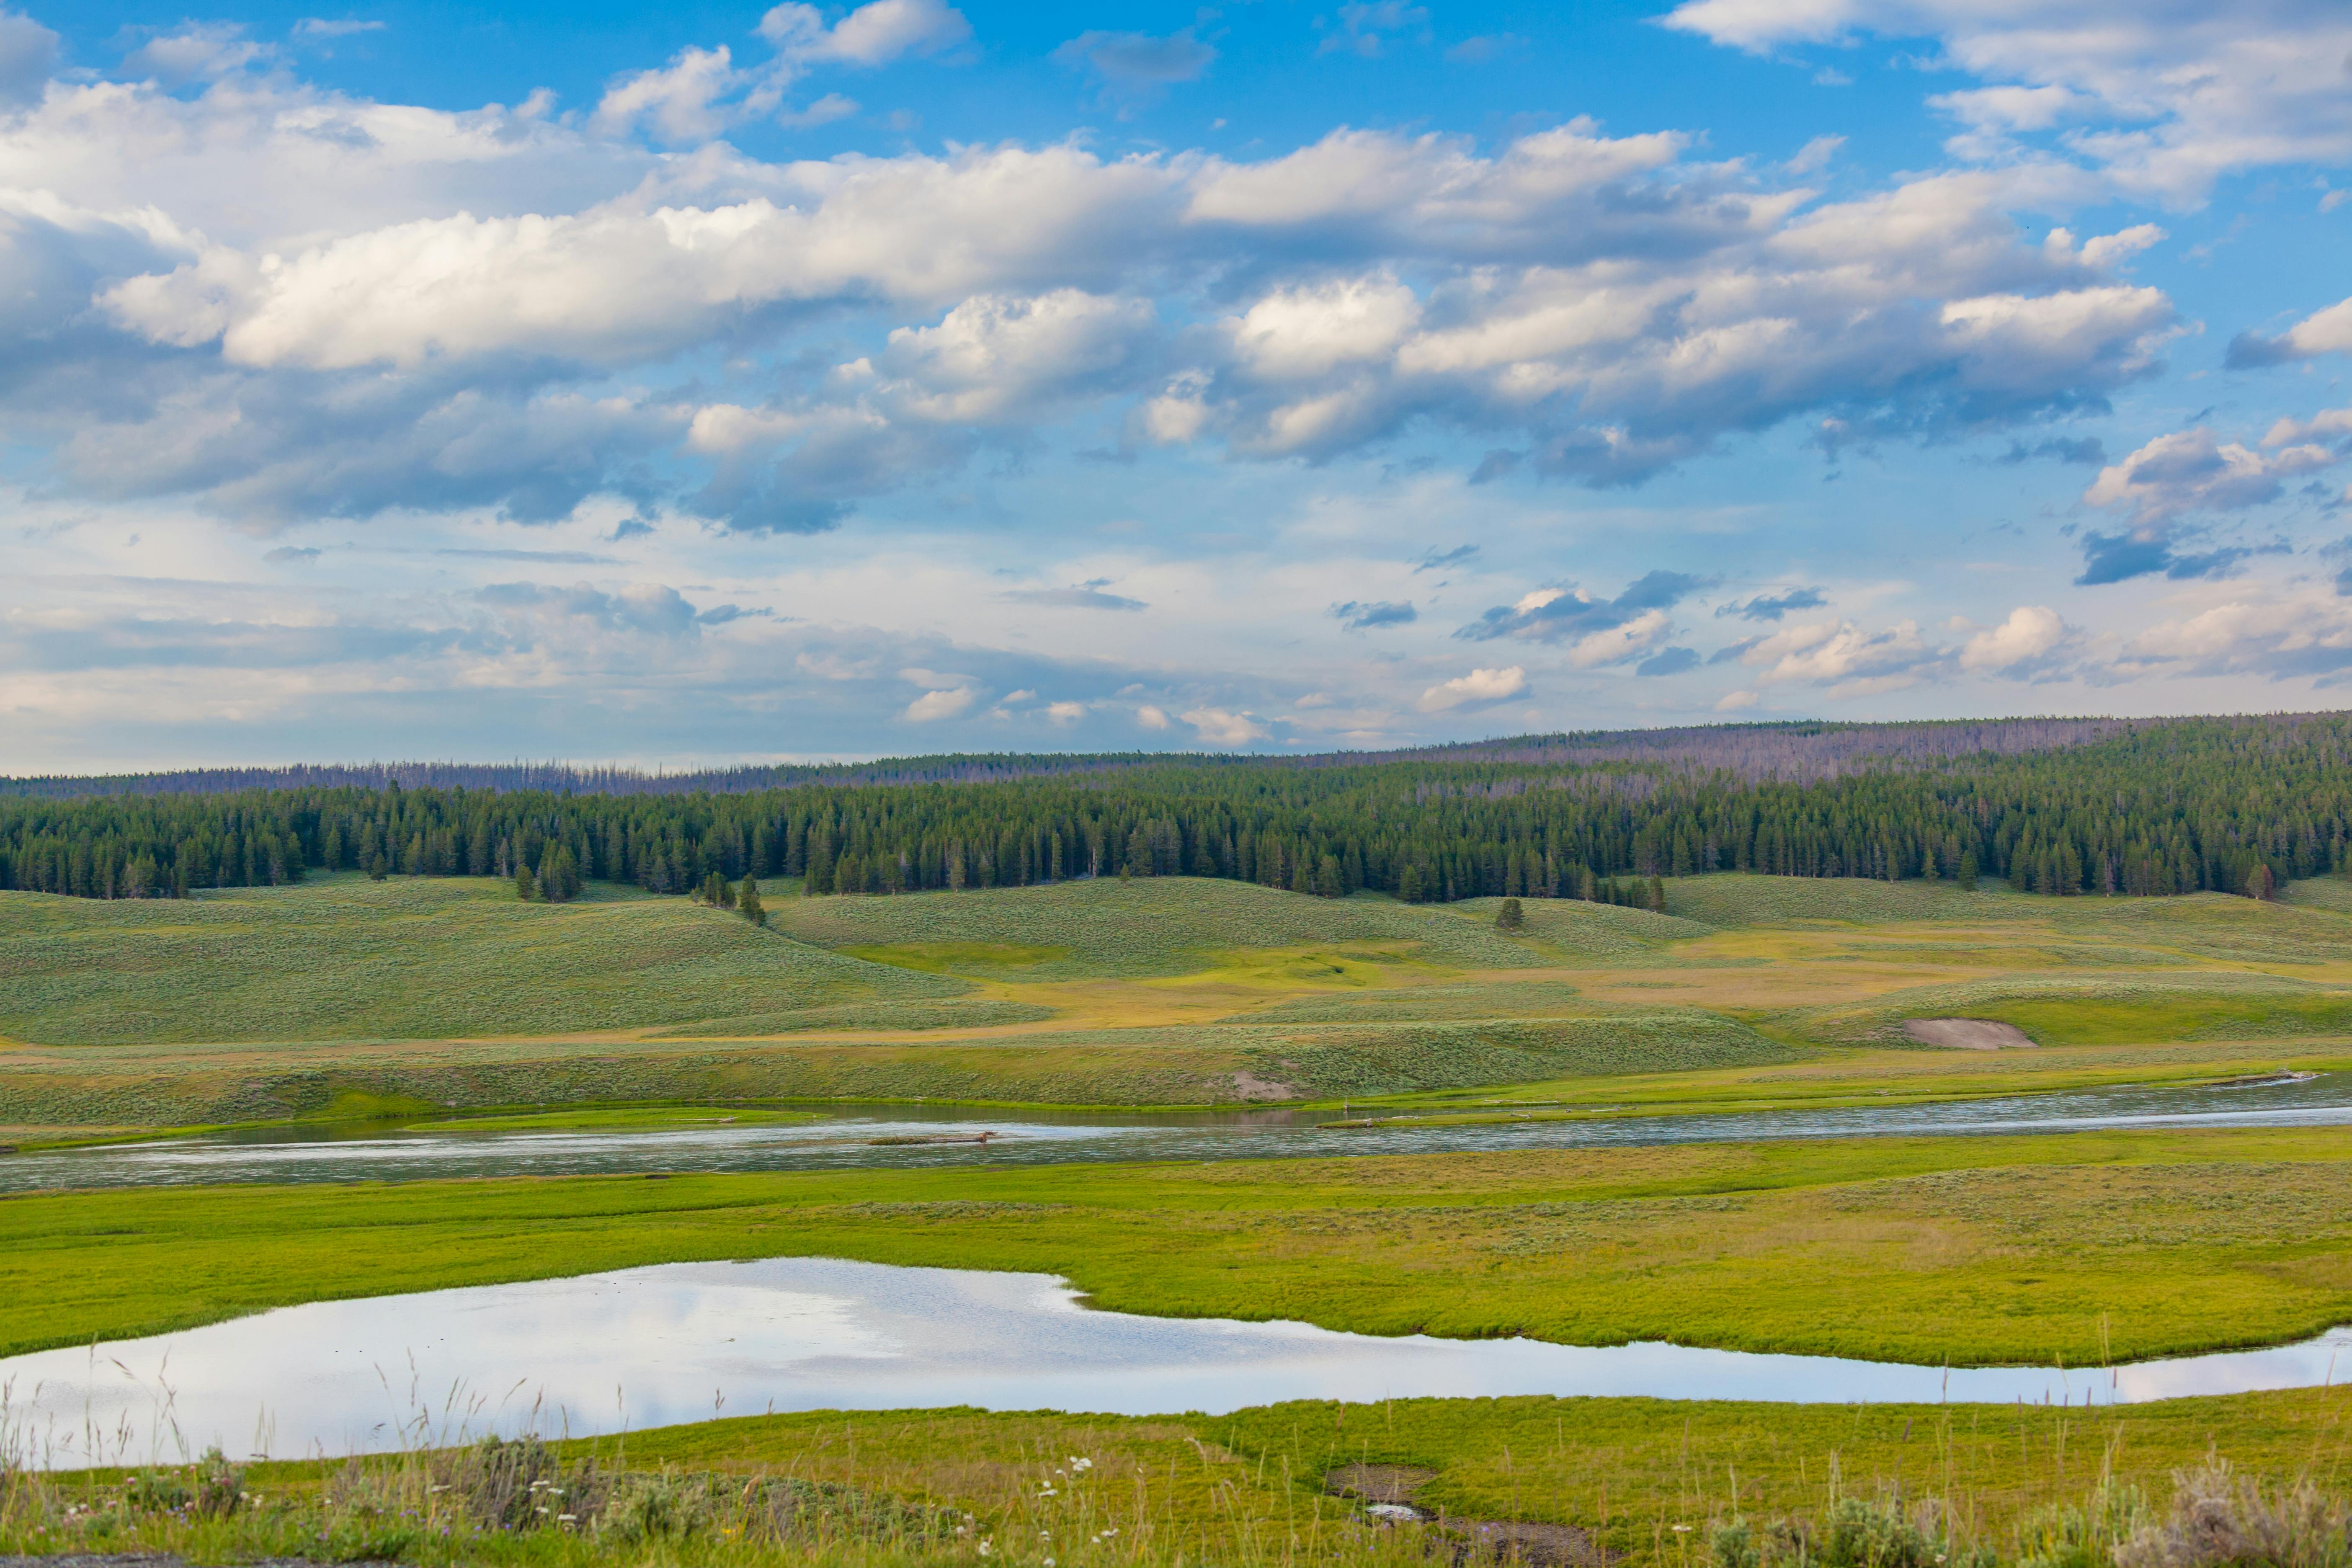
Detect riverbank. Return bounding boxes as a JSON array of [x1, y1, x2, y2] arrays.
[[8, 1124, 2352, 1367]]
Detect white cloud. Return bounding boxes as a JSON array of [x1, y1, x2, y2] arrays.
[[593, 0, 966, 145], [1741, 618, 1943, 696], [761, 0, 971, 66], [2231, 295, 2352, 366], [873, 290, 1158, 423], [901, 683, 979, 721], [1661, 0, 2352, 204], [1960, 604, 2068, 673], [125, 23, 268, 85], [1181, 707, 1269, 744], [2083, 427, 2339, 525], [1228, 273, 1421, 382], [1565, 607, 1673, 668], [0, 10, 56, 108], [1135, 704, 1171, 729], [1417, 665, 1527, 711], [1715, 689, 1760, 711], [594, 46, 742, 144], [2119, 586, 2352, 681], [1044, 699, 1086, 723]]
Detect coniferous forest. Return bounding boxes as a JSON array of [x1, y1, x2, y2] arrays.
[[4, 713, 2349, 905]]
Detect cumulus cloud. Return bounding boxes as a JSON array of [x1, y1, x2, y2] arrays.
[[2074, 413, 2348, 585], [1183, 706, 1269, 744], [2229, 294, 2352, 368], [2117, 586, 2352, 681], [1960, 604, 2069, 673], [868, 290, 1160, 424], [124, 23, 268, 85], [760, 0, 971, 66], [1661, 0, 2352, 203], [593, 0, 970, 144], [901, 687, 976, 721], [0, 9, 58, 106], [1738, 617, 1944, 697], [49, 79, 2197, 528], [1417, 665, 1527, 711], [2083, 427, 2338, 524]]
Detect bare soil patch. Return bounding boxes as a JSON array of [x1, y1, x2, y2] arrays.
[[1902, 1017, 2035, 1050]]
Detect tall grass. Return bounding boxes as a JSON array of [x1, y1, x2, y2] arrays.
[[5, 1416, 2347, 1568]]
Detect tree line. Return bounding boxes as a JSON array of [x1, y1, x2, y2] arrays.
[[3, 714, 2348, 905]]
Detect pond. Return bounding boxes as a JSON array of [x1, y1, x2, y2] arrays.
[[5, 1257, 2346, 1470], [5, 1071, 2349, 1193]]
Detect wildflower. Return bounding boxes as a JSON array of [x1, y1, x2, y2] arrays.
[[558, 1514, 577, 1525], [1673, 1524, 1693, 1533], [1070, 1458, 1092, 1471], [977, 1542, 992, 1557]]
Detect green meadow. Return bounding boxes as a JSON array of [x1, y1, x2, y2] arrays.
[[7, 869, 2352, 1138], [7, 871, 2352, 1565], [9, 1125, 2352, 1367]]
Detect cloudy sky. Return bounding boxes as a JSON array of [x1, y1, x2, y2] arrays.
[[4, 0, 2351, 769]]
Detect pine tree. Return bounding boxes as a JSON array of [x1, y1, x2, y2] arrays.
[[1496, 896, 1524, 931], [738, 876, 766, 925], [1646, 874, 1666, 913], [1958, 850, 1979, 891], [514, 862, 536, 901]]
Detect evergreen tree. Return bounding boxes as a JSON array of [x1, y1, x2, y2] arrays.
[[1958, 850, 1979, 891], [514, 862, 535, 901], [738, 876, 766, 925], [1646, 874, 1666, 913], [1496, 896, 1524, 931]]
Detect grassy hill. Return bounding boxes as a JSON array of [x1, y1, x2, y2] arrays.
[[0, 874, 983, 1046], [7, 869, 2352, 1131]]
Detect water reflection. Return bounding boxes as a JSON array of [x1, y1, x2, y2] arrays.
[[6, 1072, 2351, 1193], [5, 1257, 2345, 1470]]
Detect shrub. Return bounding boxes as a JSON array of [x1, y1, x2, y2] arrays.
[[2115, 1462, 2352, 1568]]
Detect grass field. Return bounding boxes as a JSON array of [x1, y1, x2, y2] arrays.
[[9, 874, 2352, 1565], [8, 1125, 2352, 1367], [6, 870, 2352, 1131], [8, 1387, 2352, 1568]]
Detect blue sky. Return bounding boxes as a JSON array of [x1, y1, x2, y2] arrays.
[[3, 0, 2350, 769]]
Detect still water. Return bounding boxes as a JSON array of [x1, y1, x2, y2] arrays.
[[5, 1257, 2347, 1470], [7, 1071, 2350, 1193]]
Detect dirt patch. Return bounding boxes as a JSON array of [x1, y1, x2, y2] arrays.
[[1227, 1070, 1300, 1101], [1901, 1017, 2035, 1050], [1326, 1463, 1437, 1504], [1451, 1519, 1612, 1566]]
